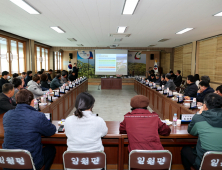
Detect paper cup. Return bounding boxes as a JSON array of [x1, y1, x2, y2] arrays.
[[177, 119, 181, 126]]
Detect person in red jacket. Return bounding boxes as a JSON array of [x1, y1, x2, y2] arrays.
[[119, 95, 171, 152]]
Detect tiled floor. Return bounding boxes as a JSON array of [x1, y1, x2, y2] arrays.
[[69, 85, 153, 122]]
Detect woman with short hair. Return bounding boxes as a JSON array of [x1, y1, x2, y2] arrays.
[[65, 92, 108, 152], [41, 73, 50, 89]]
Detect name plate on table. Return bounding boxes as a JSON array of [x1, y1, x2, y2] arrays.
[[69, 84, 73, 88], [60, 88, 65, 93], [48, 95, 52, 102], [66, 86, 69, 90], [156, 87, 162, 91], [72, 83, 75, 87], [167, 91, 173, 97], [163, 89, 167, 95], [149, 83, 153, 87], [181, 114, 195, 123], [54, 91, 59, 97], [190, 98, 197, 109], [146, 82, 149, 86]]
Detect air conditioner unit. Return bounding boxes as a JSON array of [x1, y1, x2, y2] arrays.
[[109, 44, 119, 48]]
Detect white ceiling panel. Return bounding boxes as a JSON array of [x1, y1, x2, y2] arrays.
[[1, 0, 222, 47]]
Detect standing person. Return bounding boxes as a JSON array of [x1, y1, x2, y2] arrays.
[[65, 92, 108, 152], [12, 78, 23, 102], [3, 89, 56, 170], [164, 73, 176, 91], [181, 93, 222, 170], [73, 63, 81, 79], [120, 95, 171, 152], [174, 70, 182, 87], [0, 83, 16, 114], [0, 71, 10, 93], [47, 69, 53, 81], [25, 71, 32, 87]]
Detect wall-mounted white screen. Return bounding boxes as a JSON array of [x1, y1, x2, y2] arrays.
[[95, 49, 128, 75]]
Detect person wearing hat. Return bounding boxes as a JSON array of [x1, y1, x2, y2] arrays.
[[119, 95, 171, 152]]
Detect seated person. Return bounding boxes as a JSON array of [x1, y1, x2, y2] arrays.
[[37, 71, 43, 77], [184, 75, 198, 98], [181, 93, 222, 170], [160, 74, 167, 86], [155, 73, 161, 84], [0, 71, 10, 93], [215, 85, 222, 97], [170, 70, 176, 79], [0, 83, 16, 114], [41, 73, 50, 89], [174, 70, 182, 87], [27, 74, 52, 98], [25, 71, 32, 87], [147, 70, 154, 81], [12, 78, 23, 102], [200, 75, 210, 83], [149, 74, 156, 82], [68, 71, 76, 82], [3, 89, 56, 170], [41, 69, 45, 74], [65, 92, 108, 152], [120, 95, 171, 152], [9, 73, 19, 83], [61, 70, 68, 84], [50, 74, 63, 90], [196, 81, 214, 103], [194, 74, 200, 87], [164, 73, 176, 91], [47, 69, 53, 81]]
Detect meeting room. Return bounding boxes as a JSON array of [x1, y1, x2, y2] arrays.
[[1, 0, 222, 170]]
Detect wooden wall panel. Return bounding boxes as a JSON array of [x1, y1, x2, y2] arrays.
[[160, 52, 171, 74], [173, 43, 192, 77]]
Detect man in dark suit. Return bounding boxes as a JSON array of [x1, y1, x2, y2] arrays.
[[0, 83, 16, 114], [25, 71, 32, 86], [72, 63, 81, 79], [0, 71, 9, 93], [184, 75, 198, 97], [174, 70, 182, 87]]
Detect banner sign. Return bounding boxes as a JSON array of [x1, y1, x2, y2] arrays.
[[77, 50, 94, 59]]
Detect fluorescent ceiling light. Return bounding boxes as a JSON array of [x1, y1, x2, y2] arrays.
[[214, 11, 222, 16], [50, 27, 65, 33], [122, 0, 139, 15], [117, 27, 127, 33], [176, 28, 193, 34], [10, 0, 40, 14]]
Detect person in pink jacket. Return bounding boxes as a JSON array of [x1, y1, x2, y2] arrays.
[[119, 95, 171, 152]]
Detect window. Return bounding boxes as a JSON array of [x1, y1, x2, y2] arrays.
[[54, 51, 62, 70], [35, 46, 49, 72], [0, 35, 25, 75]]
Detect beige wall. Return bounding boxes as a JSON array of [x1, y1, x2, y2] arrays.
[[141, 51, 160, 77], [62, 51, 78, 71]]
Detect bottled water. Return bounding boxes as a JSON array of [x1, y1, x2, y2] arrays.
[[34, 99, 38, 110], [173, 113, 177, 126]]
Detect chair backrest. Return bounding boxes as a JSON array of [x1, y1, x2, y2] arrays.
[[129, 150, 172, 170], [199, 151, 222, 170], [0, 149, 35, 169], [63, 151, 106, 170]]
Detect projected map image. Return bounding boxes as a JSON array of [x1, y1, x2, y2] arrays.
[[96, 54, 116, 72]]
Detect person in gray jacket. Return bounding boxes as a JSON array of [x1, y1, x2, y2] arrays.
[[164, 73, 176, 91], [50, 74, 63, 90], [61, 70, 69, 84], [27, 74, 52, 98]]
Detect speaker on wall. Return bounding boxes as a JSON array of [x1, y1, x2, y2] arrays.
[[69, 53, 73, 59], [150, 54, 154, 60]]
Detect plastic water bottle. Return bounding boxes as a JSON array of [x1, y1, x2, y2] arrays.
[[173, 113, 177, 126], [34, 99, 38, 110]]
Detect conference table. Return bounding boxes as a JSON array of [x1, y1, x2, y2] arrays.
[[0, 79, 198, 170]]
